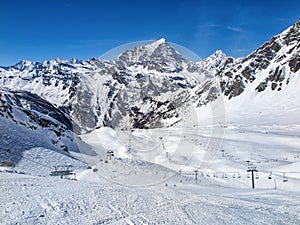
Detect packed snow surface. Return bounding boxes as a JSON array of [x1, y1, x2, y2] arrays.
[[1, 123, 300, 224]]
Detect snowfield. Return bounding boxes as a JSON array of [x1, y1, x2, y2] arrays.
[[1, 171, 300, 224], [1, 124, 300, 224]]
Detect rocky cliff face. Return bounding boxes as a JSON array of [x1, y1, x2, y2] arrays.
[[215, 19, 300, 99]]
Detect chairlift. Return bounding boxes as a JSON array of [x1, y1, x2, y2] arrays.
[[283, 172, 288, 182], [232, 173, 236, 178], [0, 149, 15, 168], [107, 150, 114, 160], [255, 173, 259, 179], [268, 172, 272, 179], [237, 173, 241, 178], [50, 165, 74, 178], [247, 173, 250, 178], [0, 160, 15, 168]]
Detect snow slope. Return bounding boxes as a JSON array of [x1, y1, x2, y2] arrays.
[[1, 155, 300, 224], [1, 116, 300, 224]]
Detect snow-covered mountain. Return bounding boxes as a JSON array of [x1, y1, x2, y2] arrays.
[[0, 87, 81, 163], [215, 19, 300, 99], [0, 19, 299, 156], [0, 38, 214, 132], [197, 50, 229, 74]]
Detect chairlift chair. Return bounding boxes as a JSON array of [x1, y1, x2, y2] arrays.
[[268, 172, 272, 179], [283, 172, 288, 182]]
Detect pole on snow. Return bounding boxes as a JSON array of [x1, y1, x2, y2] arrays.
[[246, 160, 258, 189], [194, 169, 198, 183], [247, 166, 258, 189]]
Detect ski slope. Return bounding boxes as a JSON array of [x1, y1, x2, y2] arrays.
[[1, 168, 300, 224], [1, 121, 300, 224]]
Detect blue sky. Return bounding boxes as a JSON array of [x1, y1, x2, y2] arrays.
[[0, 0, 299, 65]]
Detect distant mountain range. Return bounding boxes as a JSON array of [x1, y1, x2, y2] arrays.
[[0, 19, 299, 154]]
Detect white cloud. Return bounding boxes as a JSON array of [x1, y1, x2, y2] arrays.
[[226, 26, 243, 33]]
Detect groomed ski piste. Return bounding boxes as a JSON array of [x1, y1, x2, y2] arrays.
[[1, 118, 300, 224]]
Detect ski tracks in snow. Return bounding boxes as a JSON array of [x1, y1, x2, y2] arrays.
[[1, 173, 300, 224]]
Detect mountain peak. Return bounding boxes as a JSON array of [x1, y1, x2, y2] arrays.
[[155, 38, 166, 44], [12, 60, 36, 71], [143, 38, 168, 52], [206, 50, 227, 61], [212, 50, 226, 57], [198, 50, 228, 72], [117, 38, 186, 71]]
